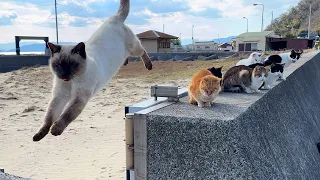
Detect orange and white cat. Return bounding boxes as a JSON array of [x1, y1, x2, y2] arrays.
[[188, 69, 222, 108]]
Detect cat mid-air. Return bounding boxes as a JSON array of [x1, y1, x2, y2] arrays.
[[33, 0, 152, 141]]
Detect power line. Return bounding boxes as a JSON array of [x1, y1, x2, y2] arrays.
[[55, 0, 59, 44]]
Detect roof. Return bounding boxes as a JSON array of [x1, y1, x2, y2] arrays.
[[237, 31, 275, 38], [136, 30, 179, 39], [218, 43, 231, 48]]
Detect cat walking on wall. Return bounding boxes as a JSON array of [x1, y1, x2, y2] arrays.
[[33, 0, 152, 141]]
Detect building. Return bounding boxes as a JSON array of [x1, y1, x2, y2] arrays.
[[266, 37, 314, 51], [193, 41, 218, 51], [236, 31, 314, 52], [236, 31, 280, 52], [136, 30, 179, 53], [218, 43, 233, 51]]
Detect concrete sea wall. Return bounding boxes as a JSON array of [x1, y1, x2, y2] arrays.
[[127, 50, 320, 180]]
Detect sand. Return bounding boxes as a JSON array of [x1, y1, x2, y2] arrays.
[[0, 65, 189, 180]]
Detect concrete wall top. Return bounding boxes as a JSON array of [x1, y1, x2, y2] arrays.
[[148, 50, 319, 121]]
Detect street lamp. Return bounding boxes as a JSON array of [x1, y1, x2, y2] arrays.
[[243, 17, 248, 32], [253, 3, 264, 32]]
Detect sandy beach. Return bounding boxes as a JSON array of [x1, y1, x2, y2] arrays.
[[1, 59, 240, 180]]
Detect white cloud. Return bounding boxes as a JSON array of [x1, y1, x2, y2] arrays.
[[173, 0, 257, 18]]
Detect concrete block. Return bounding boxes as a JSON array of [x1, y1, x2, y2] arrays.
[[131, 51, 320, 179]]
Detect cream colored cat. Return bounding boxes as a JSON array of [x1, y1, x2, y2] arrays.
[[33, 0, 152, 141]]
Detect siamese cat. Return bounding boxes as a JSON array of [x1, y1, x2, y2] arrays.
[[33, 0, 152, 141]]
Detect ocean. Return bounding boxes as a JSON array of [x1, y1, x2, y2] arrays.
[[0, 52, 44, 55]]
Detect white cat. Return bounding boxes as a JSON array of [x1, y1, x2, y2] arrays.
[[236, 52, 263, 66], [33, 0, 152, 141]]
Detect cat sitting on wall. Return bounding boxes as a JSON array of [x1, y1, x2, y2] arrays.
[[33, 0, 153, 141], [188, 69, 222, 108], [222, 65, 270, 93]]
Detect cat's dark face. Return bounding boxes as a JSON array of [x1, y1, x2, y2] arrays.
[[289, 50, 303, 62], [207, 66, 223, 78], [48, 42, 87, 81], [271, 63, 284, 73]]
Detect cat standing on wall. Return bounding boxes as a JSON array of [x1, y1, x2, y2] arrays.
[[264, 50, 303, 80], [222, 65, 270, 93], [33, 0, 153, 141], [188, 69, 222, 108], [248, 63, 285, 89]]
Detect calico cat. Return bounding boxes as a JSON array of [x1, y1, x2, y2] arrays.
[[188, 69, 221, 108], [207, 66, 223, 78], [33, 0, 153, 141], [248, 63, 284, 89], [222, 65, 270, 93]]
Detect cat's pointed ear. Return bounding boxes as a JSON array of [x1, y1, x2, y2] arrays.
[[71, 42, 86, 59], [218, 66, 223, 70], [47, 42, 61, 55]]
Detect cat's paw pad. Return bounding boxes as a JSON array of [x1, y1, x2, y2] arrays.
[[50, 123, 65, 136]]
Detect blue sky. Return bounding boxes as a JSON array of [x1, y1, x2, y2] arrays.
[[0, 0, 300, 45]]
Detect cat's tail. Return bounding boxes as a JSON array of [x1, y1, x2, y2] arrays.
[[117, 0, 130, 22]]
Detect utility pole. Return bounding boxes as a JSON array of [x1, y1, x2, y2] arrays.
[[55, 0, 59, 44], [192, 25, 194, 50], [271, 11, 273, 30], [163, 24, 165, 33], [308, 4, 311, 39], [243, 17, 248, 32]]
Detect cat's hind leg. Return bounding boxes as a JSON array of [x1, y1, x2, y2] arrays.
[[127, 36, 152, 70], [33, 81, 70, 141], [189, 95, 198, 105]]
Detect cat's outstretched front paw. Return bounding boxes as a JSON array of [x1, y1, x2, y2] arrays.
[[33, 127, 50, 142], [205, 102, 212, 107], [50, 122, 65, 136]]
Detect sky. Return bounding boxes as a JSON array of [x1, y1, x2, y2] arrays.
[[0, 0, 300, 45]]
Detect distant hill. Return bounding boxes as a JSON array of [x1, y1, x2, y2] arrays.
[[265, 0, 320, 37], [213, 36, 236, 44]]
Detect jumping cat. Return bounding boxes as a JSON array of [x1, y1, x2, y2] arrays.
[[248, 63, 284, 89], [222, 65, 270, 93], [33, 0, 153, 141], [188, 69, 221, 108], [207, 66, 223, 78], [264, 50, 303, 80]]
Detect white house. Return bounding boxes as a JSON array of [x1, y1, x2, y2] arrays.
[[192, 41, 218, 51], [236, 31, 280, 52], [218, 43, 233, 51]]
